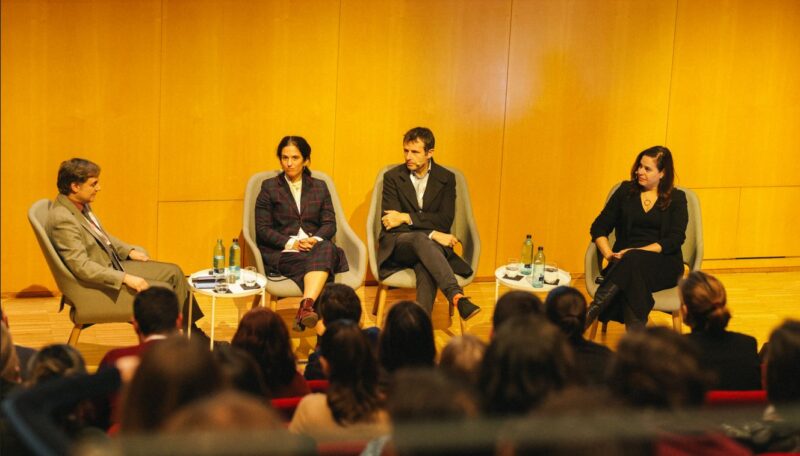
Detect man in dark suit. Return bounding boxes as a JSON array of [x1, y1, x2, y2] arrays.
[[378, 127, 480, 320], [45, 158, 205, 338]]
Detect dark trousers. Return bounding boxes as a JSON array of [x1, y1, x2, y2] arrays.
[[602, 250, 683, 325], [389, 232, 462, 314], [119, 260, 203, 327]]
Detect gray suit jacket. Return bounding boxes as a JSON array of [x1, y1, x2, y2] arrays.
[[45, 194, 134, 290]]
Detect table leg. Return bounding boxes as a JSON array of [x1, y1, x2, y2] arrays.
[[261, 288, 266, 307], [210, 294, 216, 350], [187, 289, 194, 340]]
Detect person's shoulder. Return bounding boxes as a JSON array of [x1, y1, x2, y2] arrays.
[[726, 330, 758, 346], [431, 161, 456, 179], [670, 187, 688, 203], [385, 163, 408, 177]]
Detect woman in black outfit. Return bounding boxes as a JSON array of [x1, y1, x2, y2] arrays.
[[680, 271, 761, 390], [587, 146, 688, 330]]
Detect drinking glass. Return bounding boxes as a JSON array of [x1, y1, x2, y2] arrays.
[[244, 266, 258, 287], [505, 258, 520, 278], [544, 262, 559, 285]]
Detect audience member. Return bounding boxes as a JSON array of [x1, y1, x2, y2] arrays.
[[379, 301, 436, 385], [163, 390, 283, 433], [544, 286, 613, 386], [725, 319, 800, 453], [365, 368, 482, 456], [607, 326, 710, 409], [492, 291, 542, 337], [289, 320, 388, 440], [439, 334, 487, 388], [25, 344, 87, 387], [679, 271, 761, 390], [98, 287, 181, 370], [478, 315, 574, 416], [305, 283, 379, 380], [120, 336, 223, 433], [231, 308, 309, 399], [1, 321, 30, 456], [213, 344, 268, 398], [0, 305, 36, 381]]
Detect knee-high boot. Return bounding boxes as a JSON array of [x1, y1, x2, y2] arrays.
[[585, 282, 620, 330]]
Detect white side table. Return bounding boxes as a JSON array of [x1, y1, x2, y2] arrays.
[[494, 266, 572, 302], [187, 269, 267, 349]]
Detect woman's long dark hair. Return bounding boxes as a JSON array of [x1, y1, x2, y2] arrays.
[[321, 320, 381, 425], [545, 286, 588, 343], [629, 145, 675, 209], [231, 308, 298, 397], [276, 136, 312, 176], [379, 301, 435, 373]]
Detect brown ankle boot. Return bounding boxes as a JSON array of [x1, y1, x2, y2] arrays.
[[297, 298, 319, 329]]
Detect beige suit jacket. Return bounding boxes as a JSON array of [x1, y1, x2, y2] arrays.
[[45, 194, 134, 290]]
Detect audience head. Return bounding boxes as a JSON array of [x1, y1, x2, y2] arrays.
[[439, 334, 487, 387], [403, 127, 435, 151], [1, 322, 20, 383], [231, 308, 297, 396], [133, 287, 181, 338], [26, 344, 86, 386], [478, 315, 574, 416], [679, 271, 731, 333], [57, 158, 100, 195], [764, 319, 800, 406], [318, 283, 362, 325], [380, 301, 435, 374], [608, 326, 710, 410], [121, 336, 222, 433], [493, 291, 543, 335], [388, 368, 479, 423], [321, 320, 380, 425], [630, 145, 675, 195], [276, 136, 311, 176], [213, 344, 268, 398], [545, 286, 588, 342], [163, 390, 283, 434]]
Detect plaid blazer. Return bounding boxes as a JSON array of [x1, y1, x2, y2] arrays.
[[255, 171, 338, 268]]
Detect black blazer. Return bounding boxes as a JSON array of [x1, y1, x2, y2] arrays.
[[377, 160, 472, 279], [590, 180, 688, 261], [685, 330, 762, 391]]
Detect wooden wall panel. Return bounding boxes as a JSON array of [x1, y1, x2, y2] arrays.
[[737, 187, 800, 258], [157, 201, 244, 274], [497, 0, 677, 274], [333, 0, 512, 277], [691, 187, 740, 259], [1, 0, 161, 294], [158, 0, 340, 202], [667, 0, 800, 188]]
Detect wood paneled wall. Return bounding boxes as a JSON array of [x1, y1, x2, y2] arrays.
[[3, 0, 799, 294]]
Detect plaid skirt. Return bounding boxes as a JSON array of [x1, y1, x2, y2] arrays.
[[273, 240, 349, 290]]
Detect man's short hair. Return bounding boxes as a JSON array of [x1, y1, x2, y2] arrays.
[[403, 127, 435, 151], [493, 291, 543, 332], [134, 287, 180, 336], [57, 158, 100, 195], [317, 283, 362, 324]]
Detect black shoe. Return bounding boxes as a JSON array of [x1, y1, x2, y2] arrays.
[[456, 297, 481, 321], [188, 324, 212, 346]]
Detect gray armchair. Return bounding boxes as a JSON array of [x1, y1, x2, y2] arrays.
[[241, 171, 367, 310], [28, 199, 138, 345], [366, 165, 480, 333], [584, 185, 703, 338]]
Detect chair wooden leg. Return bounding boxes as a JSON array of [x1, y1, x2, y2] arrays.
[[671, 310, 682, 333], [269, 295, 278, 312], [68, 324, 84, 346], [375, 285, 388, 328], [588, 319, 599, 340], [602, 321, 608, 334], [458, 311, 465, 335]]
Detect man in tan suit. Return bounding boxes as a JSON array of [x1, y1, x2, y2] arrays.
[[45, 158, 205, 338]]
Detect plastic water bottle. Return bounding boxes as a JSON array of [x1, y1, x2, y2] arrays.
[[520, 234, 533, 275], [229, 239, 241, 280], [532, 246, 545, 288], [213, 239, 226, 274]]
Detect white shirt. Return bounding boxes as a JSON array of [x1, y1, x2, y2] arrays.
[[283, 175, 322, 251], [409, 161, 431, 209]]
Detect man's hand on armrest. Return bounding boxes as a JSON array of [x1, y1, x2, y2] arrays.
[[381, 210, 411, 230], [123, 274, 149, 293], [128, 250, 149, 261], [430, 231, 459, 248]]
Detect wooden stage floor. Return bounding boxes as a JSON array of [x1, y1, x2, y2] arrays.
[[2, 271, 798, 372]]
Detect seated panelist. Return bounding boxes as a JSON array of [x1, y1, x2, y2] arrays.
[[45, 158, 205, 337], [586, 146, 688, 331], [254, 136, 349, 331], [377, 127, 479, 321]]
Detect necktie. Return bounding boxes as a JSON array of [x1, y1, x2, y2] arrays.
[[83, 208, 125, 271]]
